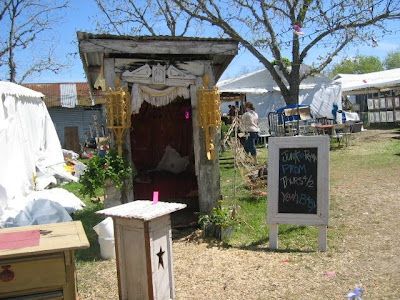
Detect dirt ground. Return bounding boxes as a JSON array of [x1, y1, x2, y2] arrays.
[[77, 129, 400, 299]]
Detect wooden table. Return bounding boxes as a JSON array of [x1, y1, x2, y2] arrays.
[[314, 124, 335, 135], [0, 221, 89, 300]]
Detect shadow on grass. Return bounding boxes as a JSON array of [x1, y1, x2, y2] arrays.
[[330, 144, 348, 151], [237, 225, 315, 253], [238, 195, 263, 203], [173, 224, 316, 254], [220, 165, 234, 170], [219, 158, 234, 169], [392, 129, 400, 140], [72, 202, 104, 262], [201, 236, 315, 253]]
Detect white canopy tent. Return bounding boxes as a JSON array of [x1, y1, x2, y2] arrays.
[[218, 68, 342, 120], [0, 81, 82, 227], [333, 68, 400, 94]]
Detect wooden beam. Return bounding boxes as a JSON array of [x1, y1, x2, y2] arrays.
[[104, 58, 115, 89], [79, 39, 238, 56]]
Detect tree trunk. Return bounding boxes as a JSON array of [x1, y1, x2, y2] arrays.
[[284, 66, 301, 105], [8, 4, 16, 83], [285, 85, 300, 105]]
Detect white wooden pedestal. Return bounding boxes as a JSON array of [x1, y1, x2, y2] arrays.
[[97, 201, 186, 300]]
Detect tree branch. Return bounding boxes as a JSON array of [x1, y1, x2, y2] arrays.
[[94, 0, 122, 34], [300, 9, 399, 63]]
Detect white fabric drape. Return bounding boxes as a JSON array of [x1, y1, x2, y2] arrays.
[[60, 84, 78, 108], [131, 84, 190, 114]]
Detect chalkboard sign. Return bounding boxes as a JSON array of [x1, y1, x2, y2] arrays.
[[278, 147, 318, 214], [267, 136, 329, 226], [267, 136, 330, 251]]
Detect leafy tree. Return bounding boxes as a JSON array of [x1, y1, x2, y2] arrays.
[[384, 50, 400, 69], [96, 0, 400, 105], [0, 0, 68, 83], [330, 55, 384, 77]]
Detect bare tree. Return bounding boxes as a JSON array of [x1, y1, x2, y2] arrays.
[[94, 0, 196, 36], [95, 0, 400, 104], [0, 0, 12, 64], [170, 0, 400, 104], [0, 0, 68, 83]]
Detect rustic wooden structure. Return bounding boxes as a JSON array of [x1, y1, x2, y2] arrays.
[[98, 201, 186, 300], [0, 221, 89, 299], [78, 32, 239, 220]]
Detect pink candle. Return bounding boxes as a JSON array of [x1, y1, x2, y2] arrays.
[[152, 191, 159, 204]]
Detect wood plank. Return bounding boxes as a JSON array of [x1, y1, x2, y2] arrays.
[[79, 39, 238, 56], [0, 254, 65, 294], [0, 221, 89, 259], [114, 222, 125, 300], [149, 215, 174, 300], [97, 200, 186, 221], [190, 83, 201, 179], [64, 127, 80, 153], [176, 61, 205, 77], [104, 58, 115, 89], [120, 222, 149, 300], [195, 65, 220, 213], [115, 59, 205, 77], [269, 224, 279, 250], [62, 251, 76, 300], [318, 226, 327, 252], [0, 289, 64, 299]]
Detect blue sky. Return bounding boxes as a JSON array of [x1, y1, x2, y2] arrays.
[[20, 0, 400, 83]]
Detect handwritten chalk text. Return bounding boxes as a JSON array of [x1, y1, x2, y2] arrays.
[[280, 191, 317, 212], [279, 175, 314, 189], [280, 149, 317, 164]]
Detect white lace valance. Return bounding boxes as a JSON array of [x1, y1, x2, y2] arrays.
[[131, 84, 190, 114]]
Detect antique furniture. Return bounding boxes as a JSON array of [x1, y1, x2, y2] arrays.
[[0, 221, 89, 299]]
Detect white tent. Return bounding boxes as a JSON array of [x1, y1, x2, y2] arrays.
[[333, 68, 400, 94], [218, 68, 342, 120], [0, 81, 81, 227]]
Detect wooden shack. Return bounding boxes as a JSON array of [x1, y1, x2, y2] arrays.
[[77, 32, 238, 222]]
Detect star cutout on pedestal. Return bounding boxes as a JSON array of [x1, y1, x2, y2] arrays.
[[156, 247, 165, 269]]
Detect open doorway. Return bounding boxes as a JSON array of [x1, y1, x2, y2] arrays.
[[130, 97, 198, 225]]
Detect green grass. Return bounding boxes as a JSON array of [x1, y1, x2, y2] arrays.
[[220, 130, 400, 250], [63, 182, 104, 262], [66, 130, 400, 257], [220, 147, 321, 250]]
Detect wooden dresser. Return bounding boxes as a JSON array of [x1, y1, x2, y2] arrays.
[[0, 221, 89, 299]]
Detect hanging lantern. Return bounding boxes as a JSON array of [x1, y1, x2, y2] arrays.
[[105, 87, 131, 156], [197, 75, 221, 160]]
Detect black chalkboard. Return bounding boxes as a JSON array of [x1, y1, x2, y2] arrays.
[[278, 147, 318, 214]]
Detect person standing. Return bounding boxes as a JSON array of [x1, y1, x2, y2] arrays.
[[242, 101, 260, 163]]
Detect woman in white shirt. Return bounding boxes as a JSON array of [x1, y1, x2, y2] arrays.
[[242, 101, 260, 163]]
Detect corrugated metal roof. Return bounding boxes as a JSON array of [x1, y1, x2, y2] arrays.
[[77, 31, 238, 43], [23, 82, 105, 107]]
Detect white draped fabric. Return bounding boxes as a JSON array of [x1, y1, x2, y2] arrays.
[[131, 84, 190, 114]]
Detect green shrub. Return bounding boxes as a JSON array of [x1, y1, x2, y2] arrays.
[[79, 150, 134, 198]]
